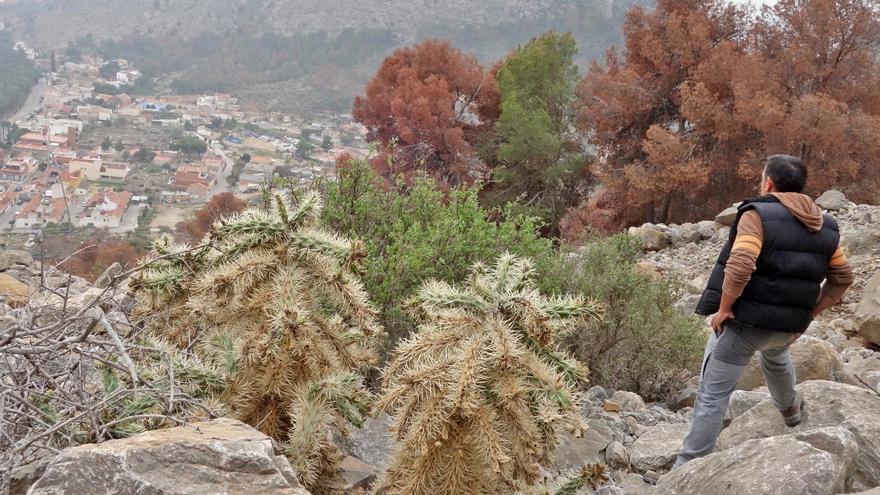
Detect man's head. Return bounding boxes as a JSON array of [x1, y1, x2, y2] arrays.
[[761, 154, 807, 195]]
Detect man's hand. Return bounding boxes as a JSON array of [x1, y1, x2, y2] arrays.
[[711, 309, 735, 333]]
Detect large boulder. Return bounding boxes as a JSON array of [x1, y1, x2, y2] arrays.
[[844, 352, 880, 392], [855, 270, 880, 347], [736, 336, 846, 391], [657, 427, 858, 495], [28, 418, 310, 495], [725, 389, 769, 423], [629, 224, 671, 251], [611, 390, 647, 412], [815, 190, 849, 211], [848, 488, 880, 495], [630, 423, 689, 472], [715, 206, 739, 227], [718, 380, 880, 490], [695, 220, 716, 240], [0, 250, 33, 271], [554, 418, 614, 470], [0, 273, 30, 308]]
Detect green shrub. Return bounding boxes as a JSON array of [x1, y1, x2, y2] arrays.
[[322, 159, 554, 352], [540, 234, 706, 401]]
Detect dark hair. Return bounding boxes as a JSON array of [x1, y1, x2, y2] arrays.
[[764, 154, 807, 193]]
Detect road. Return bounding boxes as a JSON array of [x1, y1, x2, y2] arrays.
[[209, 141, 238, 197], [9, 77, 47, 124]]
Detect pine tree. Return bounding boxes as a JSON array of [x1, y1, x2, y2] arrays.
[[374, 253, 603, 495], [131, 190, 382, 492]]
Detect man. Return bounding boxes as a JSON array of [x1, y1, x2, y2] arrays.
[[674, 154, 854, 467]]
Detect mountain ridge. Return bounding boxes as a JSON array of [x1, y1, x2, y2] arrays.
[[0, 0, 643, 112]]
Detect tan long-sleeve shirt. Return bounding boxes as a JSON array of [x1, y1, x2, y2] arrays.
[[723, 192, 854, 300]]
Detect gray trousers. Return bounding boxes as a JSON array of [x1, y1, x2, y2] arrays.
[[675, 321, 799, 466]]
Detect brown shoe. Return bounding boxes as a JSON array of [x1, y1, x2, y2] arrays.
[[781, 394, 804, 427]]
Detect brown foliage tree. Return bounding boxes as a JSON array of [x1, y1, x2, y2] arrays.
[[56, 235, 142, 281], [177, 192, 247, 243], [572, 0, 880, 232], [352, 40, 499, 189]]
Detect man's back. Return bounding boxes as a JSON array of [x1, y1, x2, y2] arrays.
[[696, 192, 851, 333]]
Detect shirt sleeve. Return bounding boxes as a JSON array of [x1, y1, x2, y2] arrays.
[[722, 210, 763, 298], [823, 245, 854, 300]]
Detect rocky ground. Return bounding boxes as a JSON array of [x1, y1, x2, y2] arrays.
[[2, 190, 879, 494]]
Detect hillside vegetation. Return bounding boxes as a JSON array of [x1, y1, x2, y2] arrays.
[[0, 0, 640, 112], [0, 32, 39, 119]]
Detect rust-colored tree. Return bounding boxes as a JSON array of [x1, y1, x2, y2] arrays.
[[352, 40, 499, 189], [56, 236, 142, 281], [573, 0, 751, 229], [572, 0, 880, 233], [177, 192, 247, 243]]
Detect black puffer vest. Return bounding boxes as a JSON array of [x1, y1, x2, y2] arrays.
[[696, 196, 839, 333]]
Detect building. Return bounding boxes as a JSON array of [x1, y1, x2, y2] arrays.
[[79, 189, 131, 228], [12, 131, 75, 160], [0, 157, 38, 183], [202, 155, 226, 175], [171, 166, 215, 190], [14, 194, 45, 229], [160, 190, 195, 204], [76, 105, 115, 123], [0, 191, 16, 216], [153, 151, 178, 166], [68, 158, 131, 182], [187, 182, 210, 202]]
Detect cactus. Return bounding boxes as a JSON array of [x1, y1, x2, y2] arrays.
[[374, 253, 603, 495], [131, 191, 382, 493]]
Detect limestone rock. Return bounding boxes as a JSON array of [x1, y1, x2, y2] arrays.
[[629, 224, 671, 251], [718, 380, 880, 490], [715, 206, 739, 227], [686, 276, 706, 295], [611, 390, 646, 412], [843, 354, 880, 393], [330, 456, 378, 492], [657, 427, 857, 495], [554, 419, 613, 470], [855, 270, 880, 347], [667, 376, 699, 411], [29, 418, 310, 495], [725, 389, 769, 423], [8, 457, 50, 495], [606, 440, 630, 469], [0, 250, 34, 271], [816, 190, 849, 211], [616, 472, 658, 495], [847, 488, 880, 495], [736, 336, 845, 391], [673, 294, 701, 318], [342, 412, 393, 470], [630, 423, 689, 472], [695, 220, 716, 240], [0, 273, 30, 308], [673, 223, 701, 246]]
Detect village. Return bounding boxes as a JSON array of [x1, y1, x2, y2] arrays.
[[0, 47, 370, 249]]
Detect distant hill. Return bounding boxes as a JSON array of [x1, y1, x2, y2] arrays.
[[0, 0, 644, 113]]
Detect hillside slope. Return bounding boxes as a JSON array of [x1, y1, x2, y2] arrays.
[[0, 0, 642, 112]]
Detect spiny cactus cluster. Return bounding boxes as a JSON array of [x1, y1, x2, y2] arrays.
[[374, 253, 603, 495], [131, 190, 382, 492]]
